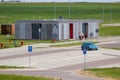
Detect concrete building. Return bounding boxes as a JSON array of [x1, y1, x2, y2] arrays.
[[15, 19, 101, 40]]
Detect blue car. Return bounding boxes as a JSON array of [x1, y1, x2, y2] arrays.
[[81, 42, 98, 50]]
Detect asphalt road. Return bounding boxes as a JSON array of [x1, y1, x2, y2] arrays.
[[0, 70, 102, 80], [0, 57, 119, 80], [0, 36, 120, 80], [98, 36, 120, 48]]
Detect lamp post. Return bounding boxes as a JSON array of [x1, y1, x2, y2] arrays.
[[54, 0, 56, 19], [102, 0, 105, 22], [110, 0, 112, 23], [68, 0, 71, 19]]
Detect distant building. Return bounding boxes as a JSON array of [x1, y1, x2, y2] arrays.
[[15, 19, 101, 40], [1, 24, 15, 35]]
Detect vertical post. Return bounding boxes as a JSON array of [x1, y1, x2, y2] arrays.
[[83, 49, 87, 70], [29, 53, 31, 67], [54, 0, 56, 19], [110, 0, 112, 23], [68, 0, 70, 19], [84, 54, 86, 70], [28, 46, 32, 68], [102, 0, 105, 22]]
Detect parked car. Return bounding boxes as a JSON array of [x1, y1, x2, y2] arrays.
[[81, 42, 98, 50]]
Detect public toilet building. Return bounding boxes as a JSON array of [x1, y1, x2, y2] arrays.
[[15, 19, 101, 40]]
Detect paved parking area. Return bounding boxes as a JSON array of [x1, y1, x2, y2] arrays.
[[0, 36, 120, 80]]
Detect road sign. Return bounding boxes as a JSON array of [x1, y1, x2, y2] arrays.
[[28, 46, 32, 67], [28, 46, 32, 52], [83, 49, 87, 54], [82, 49, 87, 70]]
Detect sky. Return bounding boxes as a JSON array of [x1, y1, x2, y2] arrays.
[[5, 0, 120, 2]]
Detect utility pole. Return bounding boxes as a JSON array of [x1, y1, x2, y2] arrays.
[[102, 0, 105, 22], [68, 0, 71, 19], [110, 0, 112, 23], [54, 0, 56, 19]]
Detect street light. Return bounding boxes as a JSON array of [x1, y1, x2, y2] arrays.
[[68, 0, 71, 19], [54, 0, 56, 19], [102, 0, 105, 22], [110, 0, 112, 23]]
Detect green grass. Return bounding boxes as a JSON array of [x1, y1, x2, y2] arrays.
[[0, 2, 120, 24], [110, 48, 120, 50], [86, 67, 120, 80], [50, 41, 98, 47], [50, 42, 82, 47], [101, 47, 120, 50], [0, 65, 25, 69], [100, 26, 120, 37], [0, 34, 72, 48], [0, 74, 56, 80], [0, 35, 47, 48]]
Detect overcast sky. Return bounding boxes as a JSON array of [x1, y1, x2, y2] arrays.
[[6, 0, 120, 2]]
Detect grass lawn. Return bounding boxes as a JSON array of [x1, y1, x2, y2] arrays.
[[0, 34, 63, 48], [100, 26, 120, 37], [0, 65, 26, 69], [0, 34, 77, 48], [50, 42, 82, 47], [0, 74, 56, 80], [84, 67, 120, 80]]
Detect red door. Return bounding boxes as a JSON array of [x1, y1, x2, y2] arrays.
[[69, 23, 73, 39]]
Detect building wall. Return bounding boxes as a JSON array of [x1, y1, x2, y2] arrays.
[[52, 24, 59, 40], [12, 24, 15, 35], [74, 23, 80, 39], [59, 23, 70, 40], [15, 20, 100, 40], [25, 23, 32, 39], [59, 23, 63, 40], [88, 22, 98, 38], [20, 23, 26, 39], [41, 24, 47, 40], [15, 22, 32, 39], [94, 22, 99, 37], [15, 23, 20, 39], [64, 23, 69, 40]]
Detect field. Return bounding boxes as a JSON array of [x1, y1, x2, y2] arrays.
[[100, 26, 120, 37], [85, 67, 120, 80], [0, 2, 120, 24], [0, 2, 120, 48]]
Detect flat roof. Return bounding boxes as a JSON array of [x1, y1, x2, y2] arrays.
[[16, 19, 102, 23]]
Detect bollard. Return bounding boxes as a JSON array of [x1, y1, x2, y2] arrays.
[[52, 38, 55, 43], [21, 42, 24, 46], [0, 44, 4, 48]]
